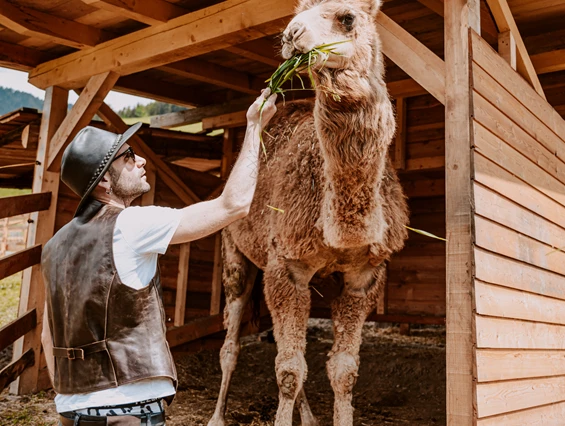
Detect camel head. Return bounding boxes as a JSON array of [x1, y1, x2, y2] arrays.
[[281, 0, 383, 72]]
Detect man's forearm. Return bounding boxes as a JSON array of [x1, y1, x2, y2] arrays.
[[221, 123, 262, 212]]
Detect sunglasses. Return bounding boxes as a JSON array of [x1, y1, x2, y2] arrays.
[[112, 146, 136, 163]]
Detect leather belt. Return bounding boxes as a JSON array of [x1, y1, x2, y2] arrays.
[[59, 412, 165, 426], [53, 340, 108, 360]]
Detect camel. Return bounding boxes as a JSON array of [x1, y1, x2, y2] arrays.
[[207, 0, 409, 424]]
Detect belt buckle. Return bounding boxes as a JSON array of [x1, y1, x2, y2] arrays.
[[67, 348, 84, 360]]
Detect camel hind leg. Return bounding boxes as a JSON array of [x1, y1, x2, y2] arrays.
[[208, 229, 257, 426], [327, 263, 387, 426]]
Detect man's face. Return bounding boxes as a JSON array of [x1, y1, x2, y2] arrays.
[[108, 144, 150, 202]]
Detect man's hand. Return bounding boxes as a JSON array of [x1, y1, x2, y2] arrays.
[[246, 88, 277, 130]]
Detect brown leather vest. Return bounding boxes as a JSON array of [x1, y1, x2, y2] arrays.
[[41, 201, 177, 395]]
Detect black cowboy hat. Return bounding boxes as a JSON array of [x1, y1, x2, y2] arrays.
[[61, 122, 143, 217]]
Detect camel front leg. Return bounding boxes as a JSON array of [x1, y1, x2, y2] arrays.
[[264, 260, 316, 426], [327, 264, 386, 426], [208, 231, 257, 426]]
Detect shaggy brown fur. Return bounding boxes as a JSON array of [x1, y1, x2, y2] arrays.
[[208, 1, 409, 425]]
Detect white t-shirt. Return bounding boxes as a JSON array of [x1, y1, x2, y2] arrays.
[[55, 205, 182, 413]]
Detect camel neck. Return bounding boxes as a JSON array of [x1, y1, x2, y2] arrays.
[[313, 72, 396, 248]]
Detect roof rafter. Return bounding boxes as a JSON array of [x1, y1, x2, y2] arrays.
[[0, 0, 112, 49], [149, 78, 427, 129], [82, 0, 187, 26], [225, 38, 281, 67], [28, 0, 295, 90], [160, 58, 264, 95], [0, 41, 54, 71], [116, 74, 225, 107], [485, 0, 546, 99]]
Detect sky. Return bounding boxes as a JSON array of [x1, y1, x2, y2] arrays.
[[0, 67, 153, 110]]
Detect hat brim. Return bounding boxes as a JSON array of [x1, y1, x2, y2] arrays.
[[74, 121, 143, 217]]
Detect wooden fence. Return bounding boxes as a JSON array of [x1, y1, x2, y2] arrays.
[[0, 192, 51, 391]]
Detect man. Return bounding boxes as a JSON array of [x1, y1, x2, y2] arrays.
[[40, 90, 277, 426]]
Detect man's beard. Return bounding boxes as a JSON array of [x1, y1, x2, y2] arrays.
[[109, 166, 150, 206]]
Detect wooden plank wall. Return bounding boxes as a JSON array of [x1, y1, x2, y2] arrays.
[[471, 31, 565, 424], [389, 94, 446, 317]]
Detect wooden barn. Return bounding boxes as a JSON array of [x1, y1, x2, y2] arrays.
[[1, 0, 565, 423]]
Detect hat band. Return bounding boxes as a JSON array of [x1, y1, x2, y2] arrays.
[[85, 134, 123, 193]]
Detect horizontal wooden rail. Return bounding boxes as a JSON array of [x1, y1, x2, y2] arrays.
[[0, 192, 52, 220], [0, 348, 34, 391], [0, 309, 37, 353], [0, 244, 42, 281]]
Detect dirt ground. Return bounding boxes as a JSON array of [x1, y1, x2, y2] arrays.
[[0, 320, 445, 425]]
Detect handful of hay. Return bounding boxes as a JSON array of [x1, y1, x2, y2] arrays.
[[260, 40, 350, 111]]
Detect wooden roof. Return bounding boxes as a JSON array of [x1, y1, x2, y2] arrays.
[[0, 106, 223, 187], [0, 0, 564, 116]]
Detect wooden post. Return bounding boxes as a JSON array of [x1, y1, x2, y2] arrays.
[[220, 128, 235, 180], [11, 86, 68, 395], [174, 243, 191, 327], [445, 0, 480, 424], [139, 163, 157, 206], [210, 233, 222, 315], [394, 97, 407, 170], [498, 30, 516, 70]]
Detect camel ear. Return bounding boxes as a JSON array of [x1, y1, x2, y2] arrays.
[[363, 0, 383, 17]]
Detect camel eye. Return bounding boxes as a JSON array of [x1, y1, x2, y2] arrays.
[[340, 14, 355, 30]]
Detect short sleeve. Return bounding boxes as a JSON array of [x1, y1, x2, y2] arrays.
[[115, 206, 182, 255]]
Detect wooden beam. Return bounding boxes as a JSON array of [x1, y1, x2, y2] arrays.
[[0, 245, 42, 281], [0, 41, 54, 71], [174, 243, 191, 327], [202, 110, 247, 131], [167, 313, 225, 347], [47, 71, 119, 172], [0, 309, 36, 353], [415, 0, 498, 44], [139, 164, 157, 206], [220, 129, 235, 180], [83, 0, 187, 26], [151, 96, 256, 129], [0, 0, 110, 49], [0, 124, 29, 149], [498, 30, 516, 69], [150, 78, 426, 130], [210, 233, 222, 315], [160, 58, 264, 95], [11, 86, 68, 395], [485, 0, 546, 99], [445, 0, 479, 423], [394, 97, 407, 170], [97, 103, 201, 205], [225, 38, 281, 67], [377, 13, 446, 105], [21, 123, 40, 150], [28, 0, 295, 90], [0, 349, 34, 392], [416, 0, 444, 17], [116, 74, 220, 108], [531, 49, 565, 75], [0, 193, 51, 220]]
